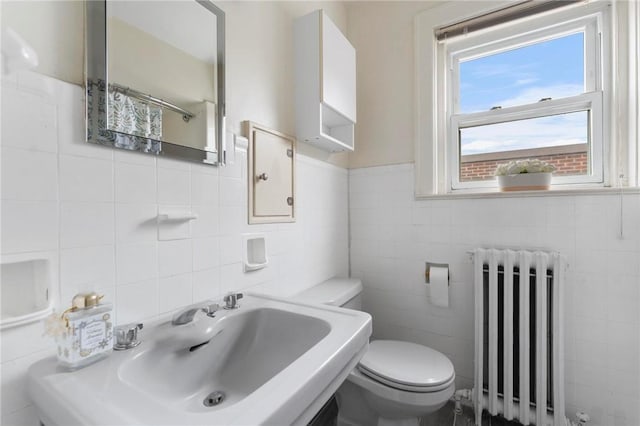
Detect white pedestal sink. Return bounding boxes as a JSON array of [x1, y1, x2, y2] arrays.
[[28, 293, 372, 426]]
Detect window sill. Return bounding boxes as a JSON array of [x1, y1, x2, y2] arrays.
[[416, 186, 640, 200]]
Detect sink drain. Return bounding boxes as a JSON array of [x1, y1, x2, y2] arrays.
[[203, 391, 225, 407]]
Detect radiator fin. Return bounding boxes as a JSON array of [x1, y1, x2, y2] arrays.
[[473, 250, 486, 424], [503, 250, 515, 420]]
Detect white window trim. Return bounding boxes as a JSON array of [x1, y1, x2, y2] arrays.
[[414, 0, 639, 197]]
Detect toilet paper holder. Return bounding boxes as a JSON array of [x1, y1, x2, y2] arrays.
[[425, 262, 450, 285]]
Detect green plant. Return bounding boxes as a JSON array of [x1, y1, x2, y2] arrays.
[[495, 159, 556, 176]]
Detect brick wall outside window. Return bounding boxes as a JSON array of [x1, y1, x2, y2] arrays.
[[460, 144, 588, 181]]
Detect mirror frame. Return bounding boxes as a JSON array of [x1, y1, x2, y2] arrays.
[[85, 0, 226, 165]]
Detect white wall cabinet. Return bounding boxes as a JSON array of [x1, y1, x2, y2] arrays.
[[294, 10, 356, 152]]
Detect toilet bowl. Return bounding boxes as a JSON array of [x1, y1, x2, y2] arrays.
[[295, 278, 455, 426]]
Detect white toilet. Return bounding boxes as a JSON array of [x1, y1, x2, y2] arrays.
[[296, 278, 456, 426]]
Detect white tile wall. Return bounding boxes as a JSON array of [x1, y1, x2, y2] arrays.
[[349, 163, 640, 426], [0, 72, 348, 424]]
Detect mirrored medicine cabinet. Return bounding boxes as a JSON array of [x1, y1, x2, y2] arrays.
[[85, 0, 226, 165]]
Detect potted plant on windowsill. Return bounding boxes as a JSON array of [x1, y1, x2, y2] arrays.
[[495, 159, 556, 191]]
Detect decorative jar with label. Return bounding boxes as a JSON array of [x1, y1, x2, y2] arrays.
[[56, 292, 113, 370]]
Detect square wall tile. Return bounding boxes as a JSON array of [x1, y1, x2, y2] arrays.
[[1, 349, 53, 416], [115, 162, 156, 204], [1, 148, 58, 201], [60, 202, 114, 248], [191, 172, 219, 205], [0, 321, 55, 362], [158, 167, 190, 205], [219, 206, 245, 236], [60, 154, 113, 202], [158, 239, 193, 278], [116, 242, 158, 285], [158, 273, 193, 313], [60, 245, 115, 288], [193, 237, 220, 271], [115, 203, 157, 244], [157, 205, 192, 241], [116, 279, 159, 324], [219, 177, 245, 207], [193, 268, 220, 301], [113, 149, 155, 166], [191, 205, 219, 237], [1, 200, 58, 254], [157, 157, 190, 171], [1, 87, 58, 153], [219, 235, 242, 265]]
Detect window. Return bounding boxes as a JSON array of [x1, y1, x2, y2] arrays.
[[414, 0, 640, 196], [447, 10, 604, 190]]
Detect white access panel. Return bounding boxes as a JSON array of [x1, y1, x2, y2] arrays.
[[245, 121, 295, 224]]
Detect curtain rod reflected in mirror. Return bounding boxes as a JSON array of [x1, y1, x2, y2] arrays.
[[110, 83, 196, 122], [85, 0, 226, 166]]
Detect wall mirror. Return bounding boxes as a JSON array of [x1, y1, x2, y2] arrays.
[[85, 0, 226, 165]]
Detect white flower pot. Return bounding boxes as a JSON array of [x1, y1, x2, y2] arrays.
[[497, 172, 552, 192]]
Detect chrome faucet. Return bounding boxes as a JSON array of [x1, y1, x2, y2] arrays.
[[171, 302, 221, 326], [223, 293, 243, 310]]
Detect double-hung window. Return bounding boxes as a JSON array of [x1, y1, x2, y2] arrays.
[[447, 8, 605, 190], [414, 1, 628, 195]]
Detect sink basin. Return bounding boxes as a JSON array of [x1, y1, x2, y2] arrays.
[[28, 293, 371, 426], [121, 307, 331, 411]]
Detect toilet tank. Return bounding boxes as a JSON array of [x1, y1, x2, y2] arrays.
[[295, 278, 363, 310]]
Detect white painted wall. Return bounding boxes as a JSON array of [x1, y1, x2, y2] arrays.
[[0, 72, 349, 424], [345, 1, 439, 169], [350, 163, 640, 426], [0, 1, 84, 85]]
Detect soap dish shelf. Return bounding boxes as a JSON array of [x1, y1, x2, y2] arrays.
[[243, 234, 268, 272], [157, 212, 199, 222], [1, 253, 55, 330]]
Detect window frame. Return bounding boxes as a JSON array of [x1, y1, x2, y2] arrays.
[[448, 11, 605, 191], [445, 7, 606, 191], [413, 0, 635, 197]]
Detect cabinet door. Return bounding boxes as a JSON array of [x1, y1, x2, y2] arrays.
[[246, 122, 295, 223], [321, 13, 356, 122]]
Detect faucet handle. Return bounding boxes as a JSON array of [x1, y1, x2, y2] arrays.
[[201, 303, 220, 317], [114, 323, 143, 350], [223, 293, 243, 309]]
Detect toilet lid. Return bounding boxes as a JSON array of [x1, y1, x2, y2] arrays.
[[358, 340, 455, 391]]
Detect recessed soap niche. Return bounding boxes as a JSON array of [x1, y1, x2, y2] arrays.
[[1, 253, 55, 330], [243, 234, 268, 272]]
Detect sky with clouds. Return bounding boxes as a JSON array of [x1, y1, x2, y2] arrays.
[[459, 32, 587, 156]]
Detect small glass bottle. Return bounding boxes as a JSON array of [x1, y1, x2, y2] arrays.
[[56, 292, 113, 370]]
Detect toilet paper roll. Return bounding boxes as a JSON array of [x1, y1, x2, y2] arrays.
[[429, 266, 449, 308]]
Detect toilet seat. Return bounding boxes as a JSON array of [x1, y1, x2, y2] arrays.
[[357, 340, 455, 393]]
